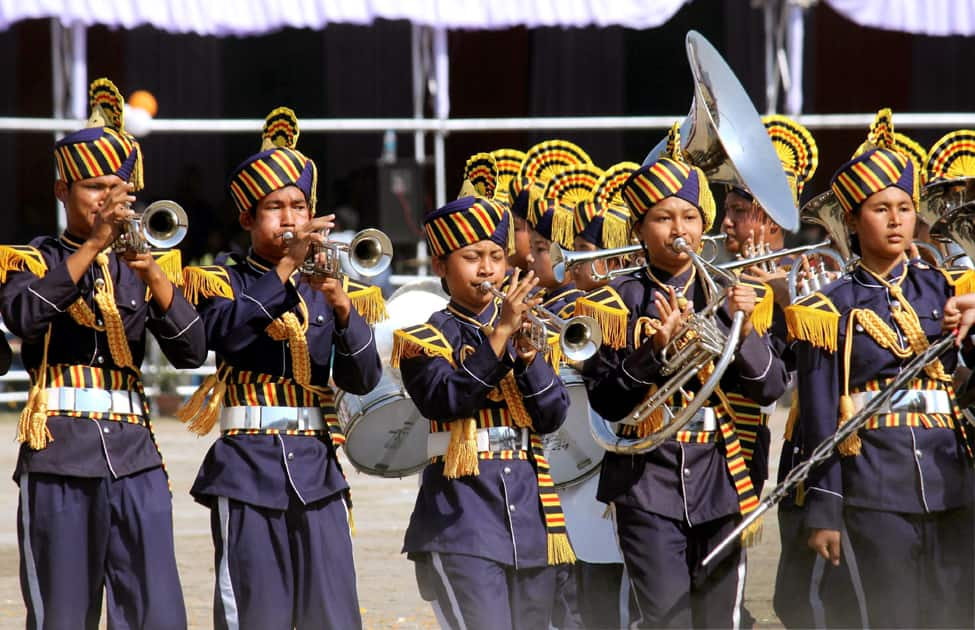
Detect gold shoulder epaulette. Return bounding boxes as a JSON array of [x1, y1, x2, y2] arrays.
[[574, 285, 628, 350], [147, 249, 184, 301], [391, 323, 455, 368], [0, 245, 47, 282], [544, 330, 563, 370], [182, 265, 234, 305], [939, 267, 975, 297], [737, 277, 774, 336], [785, 291, 839, 352], [343, 277, 388, 325]]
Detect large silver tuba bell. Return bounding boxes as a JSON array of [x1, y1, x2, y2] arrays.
[[642, 31, 798, 233], [113, 200, 188, 254]]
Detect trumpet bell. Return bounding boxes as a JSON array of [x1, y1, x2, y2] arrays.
[[560, 315, 602, 362], [348, 228, 393, 278], [142, 200, 188, 249], [643, 31, 798, 233]]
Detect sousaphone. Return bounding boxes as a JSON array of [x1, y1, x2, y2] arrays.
[[643, 30, 799, 232]]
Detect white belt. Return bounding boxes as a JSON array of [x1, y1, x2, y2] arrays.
[[427, 426, 529, 458], [851, 389, 952, 416], [44, 387, 144, 416], [220, 406, 325, 432], [619, 406, 718, 432]]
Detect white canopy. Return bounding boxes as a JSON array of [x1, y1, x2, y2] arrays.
[[825, 0, 975, 37], [0, 0, 691, 35]]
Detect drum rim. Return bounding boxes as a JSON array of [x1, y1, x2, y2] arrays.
[[340, 397, 430, 478]]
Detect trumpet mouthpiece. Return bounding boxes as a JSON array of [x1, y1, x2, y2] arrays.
[[281, 231, 295, 241]]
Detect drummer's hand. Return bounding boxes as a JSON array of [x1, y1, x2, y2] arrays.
[[808, 528, 842, 566], [309, 272, 352, 327], [651, 287, 690, 353]]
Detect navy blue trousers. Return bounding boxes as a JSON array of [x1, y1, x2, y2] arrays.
[[615, 506, 746, 629], [773, 505, 868, 629], [551, 561, 633, 630], [209, 492, 360, 630], [17, 468, 186, 630], [844, 505, 974, 629], [413, 552, 557, 630]]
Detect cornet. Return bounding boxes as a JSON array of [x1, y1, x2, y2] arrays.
[[112, 200, 188, 254], [283, 227, 393, 280], [478, 281, 603, 362]]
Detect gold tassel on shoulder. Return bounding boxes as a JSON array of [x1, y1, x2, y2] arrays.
[[547, 532, 577, 565], [443, 418, 479, 479], [182, 266, 234, 305], [750, 281, 774, 336], [17, 326, 53, 450], [346, 282, 388, 325], [575, 293, 628, 351], [0, 245, 47, 282], [785, 294, 839, 352]]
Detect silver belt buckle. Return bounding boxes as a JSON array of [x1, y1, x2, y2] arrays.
[[258, 408, 300, 431], [890, 390, 926, 413], [488, 427, 521, 452], [75, 388, 113, 413], [679, 407, 714, 432]]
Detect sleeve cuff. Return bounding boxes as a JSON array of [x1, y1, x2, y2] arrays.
[[29, 263, 81, 312], [460, 339, 510, 389], [803, 486, 844, 531], [148, 293, 201, 340], [333, 309, 374, 357], [620, 342, 662, 385], [736, 333, 775, 380]]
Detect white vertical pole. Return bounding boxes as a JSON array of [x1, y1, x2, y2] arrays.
[[432, 26, 448, 211], [411, 24, 426, 163], [51, 19, 66, 232], [763, 0, 776, 114], [70, 23, 87, 121], [784, 3, 805, 116]]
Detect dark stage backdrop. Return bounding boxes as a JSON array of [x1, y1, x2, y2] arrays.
[[1, 0, 974, 258]]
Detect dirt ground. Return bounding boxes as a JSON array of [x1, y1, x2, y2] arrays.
[[0, 410, 788, 629]]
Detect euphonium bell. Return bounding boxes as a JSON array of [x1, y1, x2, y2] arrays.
[[113, 200, 188, 254]]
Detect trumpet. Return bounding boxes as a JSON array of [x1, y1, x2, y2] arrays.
[[283, 227, 393, 280], [478, 281, 603, 362], [112, 200, 188, 254]]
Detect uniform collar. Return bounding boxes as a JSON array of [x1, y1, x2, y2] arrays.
[[59, 231, 86, 251], [644, 263, 695, 288], [853, 258, 907, 288], [447, 297, 499, 330], [542, 283, 579, 304]]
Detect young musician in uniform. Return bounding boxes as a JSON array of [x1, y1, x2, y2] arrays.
[[578, 125, 788, 628], [0, 78, 204, 630], [391, 194, 573, 630], [178, 107, 385, 630], [788, 110, 975, 629]]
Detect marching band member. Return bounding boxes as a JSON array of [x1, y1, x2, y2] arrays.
[[0, 78, 204, 630], [923, 129, 975, 268], [579, 125, 788, 628], [178, 107, 385, 630], [551, 161, 640, 630], [391, 195, 573, 630], [788, 110, 975, 628]]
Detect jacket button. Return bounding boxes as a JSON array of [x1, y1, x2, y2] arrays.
[[683, 467, 691, 477], [287, 452, 295, 461], [855, 324, 865, 333], [915, 449, 923, 459], [508, 504, 516, 512], [316, 315, 324, 323], [130, 299, 137, 307], [503, 466, 512, 474], [103, 426, 110, 434], [96, 319, 103, 326], [932, 309, 941, 318], [891, 300, 901, 310], [96, 356, 105, 364]]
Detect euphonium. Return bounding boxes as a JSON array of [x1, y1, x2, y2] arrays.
[[112, 200, 188, 254], [284, 227, 393, 280], [588, 237, 745, 455], [478, 281, 603, 362]]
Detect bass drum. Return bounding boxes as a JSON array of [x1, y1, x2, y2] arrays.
[[337, 279, 448, 477], [542, 366, 605, 489]]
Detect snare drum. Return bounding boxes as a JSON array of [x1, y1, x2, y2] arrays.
[[337, 368, 430, 477], [542, 367, 605, 488]]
